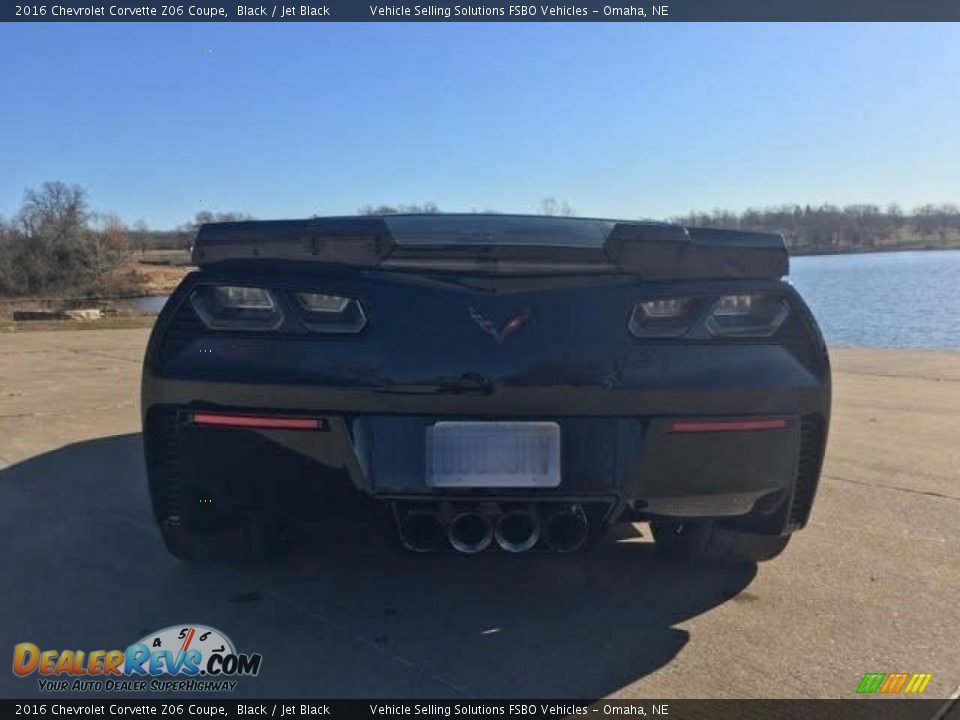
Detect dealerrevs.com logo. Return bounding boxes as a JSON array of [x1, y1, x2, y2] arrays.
[[12, 624, 262, 693]]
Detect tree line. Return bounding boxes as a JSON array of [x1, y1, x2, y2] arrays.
[[0, 182, 125, 296], [0, 184, 251, 296], [2, 182, 957, 297], [670, 203, 960, 254]]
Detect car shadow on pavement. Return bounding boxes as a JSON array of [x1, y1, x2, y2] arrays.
[[0, 433, 757, 699]]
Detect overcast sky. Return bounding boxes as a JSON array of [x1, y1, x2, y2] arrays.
[[1, 23, 958, 228]]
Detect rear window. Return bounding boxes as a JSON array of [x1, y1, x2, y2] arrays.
[[384, 215, 614, 248]]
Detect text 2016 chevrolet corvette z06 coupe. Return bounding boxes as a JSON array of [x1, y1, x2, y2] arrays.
[[141, 214, 830, 563]]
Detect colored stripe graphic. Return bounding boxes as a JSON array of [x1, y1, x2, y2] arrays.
[[904, 674, 933, 693], [880, 673, 910, 693], [857, 672, 933, 694], [857, 673, 886, 693]]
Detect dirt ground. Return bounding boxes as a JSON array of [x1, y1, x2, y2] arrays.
[[132, 260, 190, 295]]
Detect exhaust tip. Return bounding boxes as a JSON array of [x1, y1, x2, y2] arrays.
[[400, 510, 444, 552], [495, 511, 540, 553], [447, 512, 493, 554], [543, 505, 589, 552]]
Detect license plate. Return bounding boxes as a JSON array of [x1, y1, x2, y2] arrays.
[[427, 421, 561, 488]]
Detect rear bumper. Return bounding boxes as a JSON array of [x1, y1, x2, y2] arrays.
[[142, 395, 827, 537]]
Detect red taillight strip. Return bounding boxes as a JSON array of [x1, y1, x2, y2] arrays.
[[670, 418, 788, 433], [191, 413, 324, 431]]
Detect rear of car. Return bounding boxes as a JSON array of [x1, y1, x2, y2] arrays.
[[141, 214, 830, 562]]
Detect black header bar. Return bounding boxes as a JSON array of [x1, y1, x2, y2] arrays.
[[6, 0, 960, 22], [1, 699, 955, 720]]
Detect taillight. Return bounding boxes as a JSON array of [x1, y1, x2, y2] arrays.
[[628, 292, 790, 339], [187, 286, 367, 334], [628, 297, 697, 338], [191, 413, 325, 430], [189, 286, 283, 330], [705, 294, 788, 337], [293, 292, 367, 334]]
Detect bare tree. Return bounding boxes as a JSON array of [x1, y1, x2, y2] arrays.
[[538, 197, 557, 216], [538, 197, 575, 216], [189, 210, 254, 227], [96, 214, 130, 253], [17, 182, 90, 243], [886, 203, 904, 236], [933, 203, 959, 243], [130, 219, 150, 254], [173, 211, 256, 240], [913, 204, 936, 242], [358, 203, 441, 216], [0, 216, 15, 294], [11, 182, 99, 294], [358, 204, 399, 216]]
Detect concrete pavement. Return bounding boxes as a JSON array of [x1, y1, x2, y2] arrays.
[[0, 328, 957, 699]]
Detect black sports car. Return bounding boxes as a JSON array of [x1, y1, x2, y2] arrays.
[[141, 214, 830, 563]]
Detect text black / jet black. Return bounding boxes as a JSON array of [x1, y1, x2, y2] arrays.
[[141, 214, 830, 563]]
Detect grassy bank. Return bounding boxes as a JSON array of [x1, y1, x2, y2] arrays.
[[790, 231, 960, 256], [0, 314, 157, 333], [0, 250, 190, 328]]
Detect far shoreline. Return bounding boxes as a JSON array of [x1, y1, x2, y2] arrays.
[[1, 244, 958, 324], [790, 244, 960, 258]]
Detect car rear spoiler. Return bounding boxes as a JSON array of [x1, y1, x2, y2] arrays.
[[191, 215, 788, 279]]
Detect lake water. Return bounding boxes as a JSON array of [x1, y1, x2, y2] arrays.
[[790, 250, 960, 350], [114, 295, 170, 314], [119, 249, 960, 350]]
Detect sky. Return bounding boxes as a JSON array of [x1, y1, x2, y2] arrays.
[[1, 23, 958, 228]]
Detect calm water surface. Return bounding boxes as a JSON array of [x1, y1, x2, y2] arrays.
[[115, 295, 169, 314], [790, 250, 960, 350], [121, 249, 960, 350]]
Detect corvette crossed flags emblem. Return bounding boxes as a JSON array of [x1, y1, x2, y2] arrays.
[[468, 306, 532, 345]]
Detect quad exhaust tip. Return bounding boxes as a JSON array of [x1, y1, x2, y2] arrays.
[[447, 512, 494, 554], [400, 510, 445, 552], [542, 504, 589, 552], [397, 503, 590, 554], [494, 510, 540, 553]]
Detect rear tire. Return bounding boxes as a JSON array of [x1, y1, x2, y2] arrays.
[[159, 518, 289, 563], [653, 522, 790, 564]]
